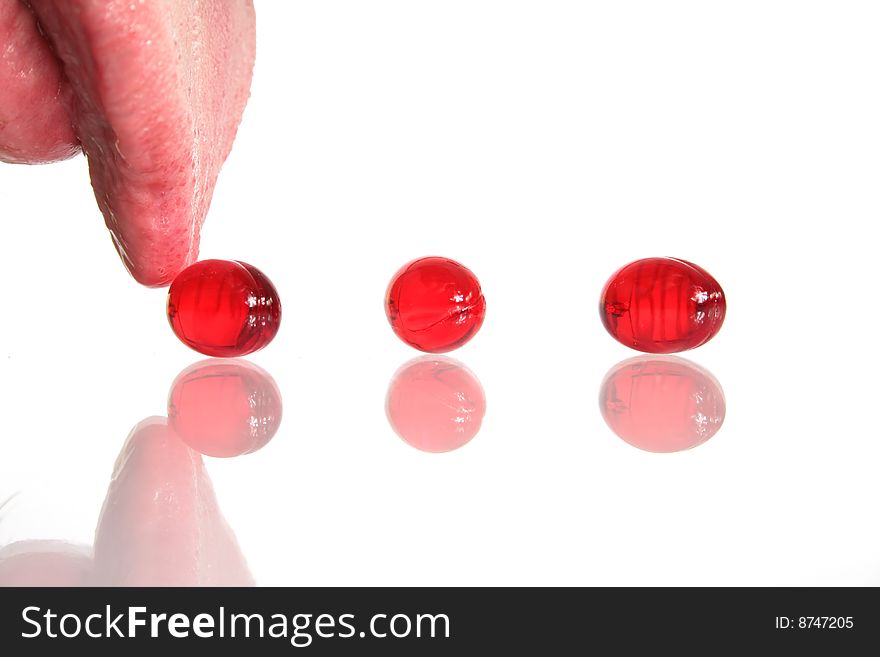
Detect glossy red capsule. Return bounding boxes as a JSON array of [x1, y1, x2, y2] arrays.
[[167, 260, 281, 357], [385, 257, 486, 353], [599, 257, 725, 353]]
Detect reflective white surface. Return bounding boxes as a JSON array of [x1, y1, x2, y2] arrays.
[[2, 1, 879, 585]]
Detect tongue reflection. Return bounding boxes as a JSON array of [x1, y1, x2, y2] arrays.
[[91, 417, 254, 586], [0, 357, 283, 586]]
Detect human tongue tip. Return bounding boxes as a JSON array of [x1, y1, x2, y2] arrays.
[[6, 0, 257, 287]]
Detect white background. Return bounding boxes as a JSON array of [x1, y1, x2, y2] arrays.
[[1, 0, 879, 585]]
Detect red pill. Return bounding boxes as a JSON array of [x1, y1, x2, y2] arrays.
[[385, 257, 486, 353], [599, 257, 725, 353], [600, 356, 726, 453], [167, 260, 281, 357], [168, 359, 283, 458]]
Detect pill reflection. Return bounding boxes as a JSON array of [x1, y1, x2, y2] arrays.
[[599, 356, 726, 453], [386, 356, 486, 453], [168, 358, 283, 458]]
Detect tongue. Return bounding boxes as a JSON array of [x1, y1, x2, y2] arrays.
[[20, 0, 256, 286]]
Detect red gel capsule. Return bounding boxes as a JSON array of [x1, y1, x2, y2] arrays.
[[167, 260, 281, 357], [385, 256, 486, 353], [599, 257, 725, 353]]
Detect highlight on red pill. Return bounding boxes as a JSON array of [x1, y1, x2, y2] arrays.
[[385, 256, 486, 353], [599, 257, 725, 354], [167, 260, 281, 357], [168, 359, 283, 458], [599, 356, 726, 453]]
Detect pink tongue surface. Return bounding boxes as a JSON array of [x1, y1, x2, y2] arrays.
[[0, 0, 78, 163], [23, 0, 256, 286]]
